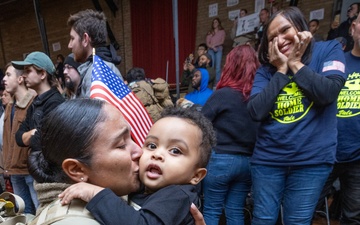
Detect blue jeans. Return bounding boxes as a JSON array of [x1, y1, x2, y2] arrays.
[[203, 152, 251, 225], [11, 175, 39, 214], [251, 164, 332, 225], [316, 160, 360, 224], [208, 48, 223, 84]]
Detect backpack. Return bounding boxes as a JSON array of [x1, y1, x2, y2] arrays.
[[151, 78, 174, 108], [28, 199, 98, 225], [129, 80, 163, 122], [0, 192, 27, 225]]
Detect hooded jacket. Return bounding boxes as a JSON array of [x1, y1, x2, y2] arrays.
[[77, 44, 123, 98], [184, 68, 213, 106]]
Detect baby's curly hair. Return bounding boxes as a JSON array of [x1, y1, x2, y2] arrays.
[[160, 107, 216, 168]]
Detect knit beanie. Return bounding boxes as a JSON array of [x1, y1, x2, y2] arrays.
[[64, 54, 81, 73]]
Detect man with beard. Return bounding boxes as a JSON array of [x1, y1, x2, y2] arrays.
[[63, 54, 81, 99], [67, 9, 122, 98], [198, 53, 216, 90], [183, 54, 215, 93], [327, 3, 360, 52], [184, 68, 213, 107]]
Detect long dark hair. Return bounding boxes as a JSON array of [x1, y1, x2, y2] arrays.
[[29, 99, 107, 183], [209, 17, 224, 35], [258, 7, 313, 66]]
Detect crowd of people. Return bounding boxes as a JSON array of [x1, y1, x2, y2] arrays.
[[0, 9, 205, 225], [0, 3, 360, 225], [181, 4, 360, 225]]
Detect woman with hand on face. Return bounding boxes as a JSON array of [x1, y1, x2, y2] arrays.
[[26, 99, 206, 225], [247, 7, 347, 225]]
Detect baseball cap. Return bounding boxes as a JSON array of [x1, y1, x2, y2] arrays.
[[12, 51, 56, 75]]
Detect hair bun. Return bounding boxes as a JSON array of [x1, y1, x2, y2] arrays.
[[28, 151, 56, 183]]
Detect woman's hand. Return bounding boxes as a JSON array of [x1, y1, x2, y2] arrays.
[[190, 203, 206, 225], [233, 19, 238, 27], [287, 31, 312, 72], [331, 20, 339, 30], [59, 183, 104, 205], [188, 63, 195, 72], [269, 37, 288, 74]]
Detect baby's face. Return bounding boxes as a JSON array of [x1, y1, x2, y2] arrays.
[[140, 117, 202, 193]]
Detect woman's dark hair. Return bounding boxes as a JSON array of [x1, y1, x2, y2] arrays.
[[29, 99, 107, 183], [126, 67, 146, 83], [160, 107, 216, 168], [258, 6, 313, 66], [350, 3, 360, 17], [209, 17, 224, 33], [198, 43, 208, 51], [57, 54, 65, 63]]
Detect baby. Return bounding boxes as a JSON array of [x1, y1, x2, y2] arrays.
[[59, 107, 216, 224]]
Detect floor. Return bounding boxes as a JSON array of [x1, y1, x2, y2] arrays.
[[218, 215, 340, 225], [217, 198, 341, 225], [312, 217, 340, 225]]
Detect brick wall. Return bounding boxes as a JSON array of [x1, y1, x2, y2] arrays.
[[0, 0, 336, 76], [195, 0, 336, 68], [0, 0, 130, 76]]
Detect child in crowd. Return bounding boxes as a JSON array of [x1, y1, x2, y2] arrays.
[[59, 107, 216, 225]]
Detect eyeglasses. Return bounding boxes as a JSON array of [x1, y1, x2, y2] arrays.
[[63, 65, 74, 71]]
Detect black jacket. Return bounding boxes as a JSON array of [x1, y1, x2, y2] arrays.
[[15, 88, 64, 148]]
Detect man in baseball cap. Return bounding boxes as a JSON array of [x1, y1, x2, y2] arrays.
[[11, 51, 64, 152], [12, 51, 56, 76]]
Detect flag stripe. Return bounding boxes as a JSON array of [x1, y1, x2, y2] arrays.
[[91, 83, 152, 132], [90, 92, 144, 145], [90, 90, 144, 144], [90, 55, 152, 146], [90, 84, 149, 145]]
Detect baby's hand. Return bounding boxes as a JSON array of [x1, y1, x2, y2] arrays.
[[58, 183, 104, 205]]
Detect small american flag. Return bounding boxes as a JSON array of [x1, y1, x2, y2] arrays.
[[322, 60, 345, 73], [91, 55, 153, 146]]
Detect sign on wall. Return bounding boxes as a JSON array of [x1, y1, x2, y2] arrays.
[[227, 0, 239, 7], [229, 9, 240, 20], [309, 8, 324, 21], [209, 3, 218, 17], [52, 42, 61, 52], [255, 0, 265, 13]]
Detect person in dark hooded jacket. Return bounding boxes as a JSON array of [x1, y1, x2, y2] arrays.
[[185, 68, 213, 106], [67, 9, 123, 98]]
